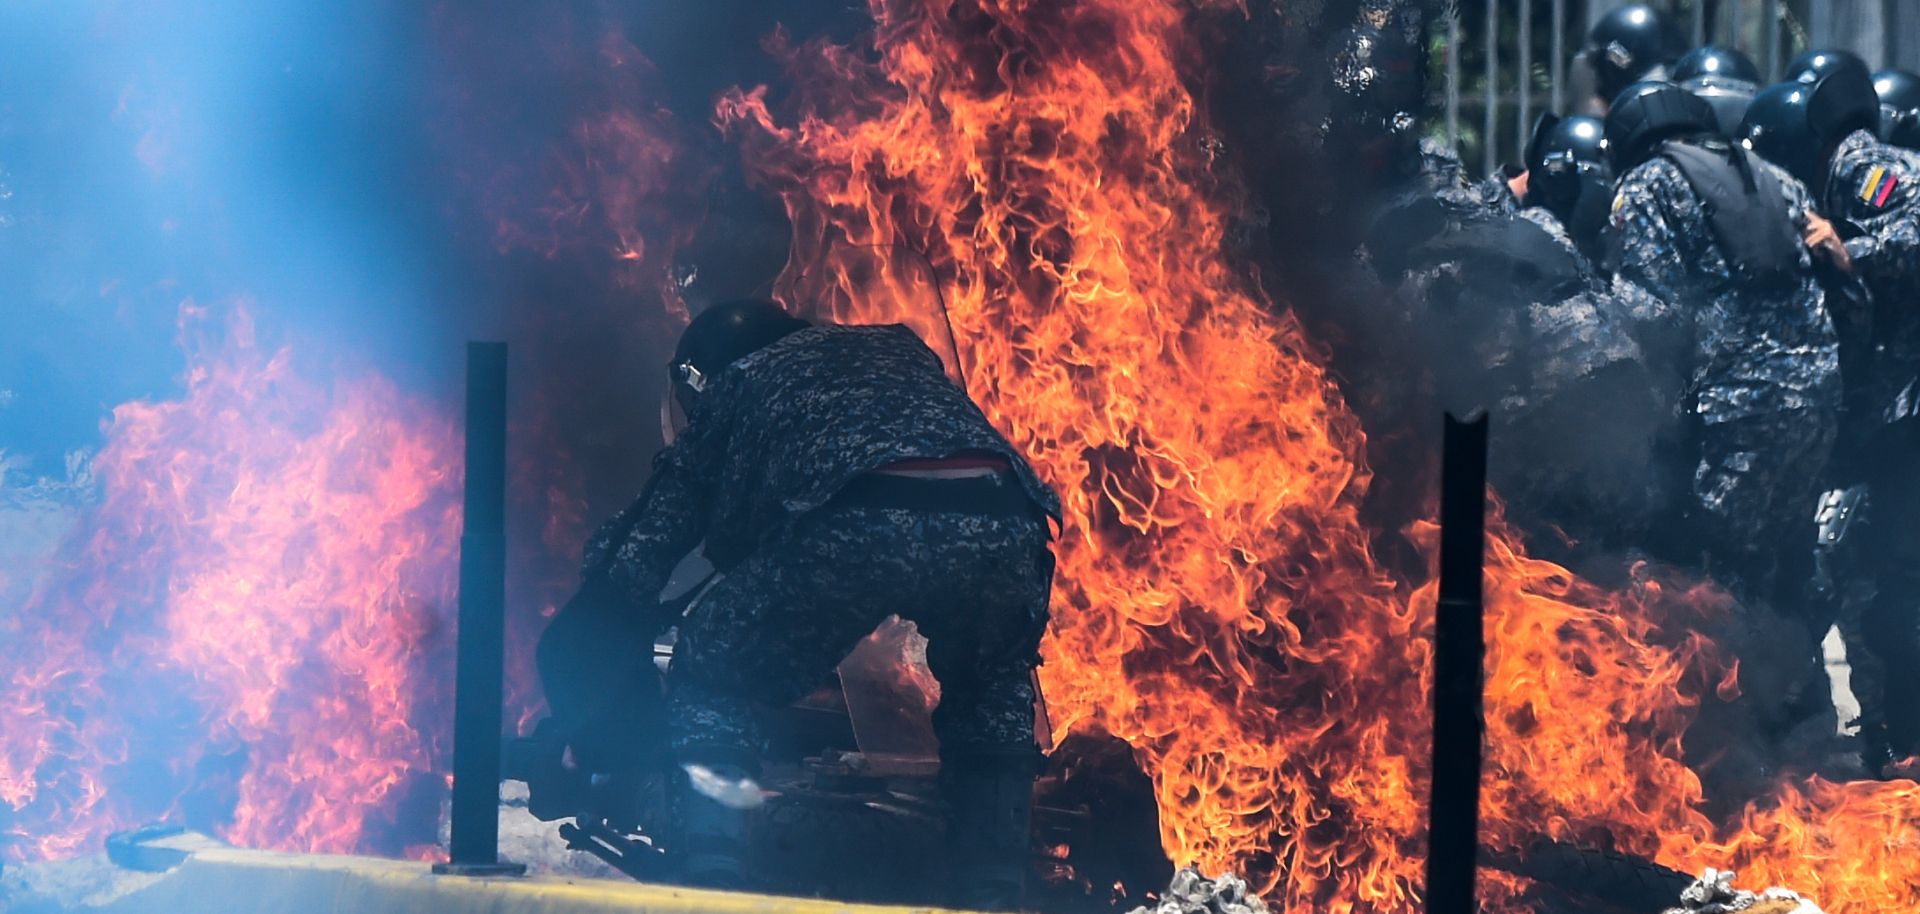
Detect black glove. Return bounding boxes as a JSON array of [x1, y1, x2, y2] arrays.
[[535, 575, 670, 774]]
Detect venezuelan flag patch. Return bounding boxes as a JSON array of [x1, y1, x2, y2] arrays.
[[1861, 166, 1901, 208]]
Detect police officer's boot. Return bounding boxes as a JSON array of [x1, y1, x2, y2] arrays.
[[941, 747, 1040, 911], [671, 745, 762, 890]]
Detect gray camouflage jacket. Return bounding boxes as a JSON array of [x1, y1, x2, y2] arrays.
[[1826, 130, 1920, 422], [584, 323, 1061, 617], [1609, 153, 1842, 426]]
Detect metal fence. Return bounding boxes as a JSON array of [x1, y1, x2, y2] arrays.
[[1440, 0, 1920, 173]]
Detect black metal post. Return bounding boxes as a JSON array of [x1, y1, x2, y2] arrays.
[[435, 342, 524, 876], [1426, 413, 1488, 914], [1483, 0, 1500, 176]]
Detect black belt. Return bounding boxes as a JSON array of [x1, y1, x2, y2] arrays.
[[830, 471, 1042, 519]]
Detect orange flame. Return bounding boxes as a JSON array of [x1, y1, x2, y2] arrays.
[[715, 1, 1920, 910], [8, 5, 1918, 907], [436, 5, 715, 299], [1, 302, 460, 861], [1672, 777, 1920, 908]]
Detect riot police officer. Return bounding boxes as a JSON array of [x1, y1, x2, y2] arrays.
[[1738, 53, 1886, 284], [561, 300, 1060, 907], [1676, 46, 1762, 137], [1582, 4, 1688, 112], [1743, 57, 1920, 767], [1606, 80, 1841, 612], [1874, 69, 1920, 150], [1523, 113, 1615, 261], [1606, 79, 1844, 796]]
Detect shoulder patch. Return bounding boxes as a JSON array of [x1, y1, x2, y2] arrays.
[[1860, 166, 1901, 208]]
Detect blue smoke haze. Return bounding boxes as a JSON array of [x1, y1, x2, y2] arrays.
[[0, 2, 477, 473]]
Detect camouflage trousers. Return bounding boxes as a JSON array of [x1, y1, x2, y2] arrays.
[[1690, 408, 1837, 755], [1689, 407, 1836, 601], [1841, 420, 1920, 759], [666, 498, 1054, 758]]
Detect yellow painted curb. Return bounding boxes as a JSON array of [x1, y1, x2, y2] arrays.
[[55, 835, 966, 914]]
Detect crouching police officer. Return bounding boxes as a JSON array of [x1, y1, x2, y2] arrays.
[[1744, 54, 1920, 768], [574, 300, 1060, 907]]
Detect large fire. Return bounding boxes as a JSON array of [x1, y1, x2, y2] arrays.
[[0, 303, 460, 861], [4, 2, 1919, 912], [715, 0, 1920, 910]]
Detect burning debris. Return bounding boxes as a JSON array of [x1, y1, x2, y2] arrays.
[[1126, 869, 1270, 914], [5, 1, 1920, 912], [1664, 869, 1827, 914]]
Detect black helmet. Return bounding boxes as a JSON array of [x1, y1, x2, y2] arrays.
[[1682, 75, 1758, 137], [1812, 60, 1890, 139], [1784, 49, 1871, 86], [669, 299, 811, 412], [1740, 67, 1878, 187], [1674, 45, 1761, 85], [1740, 82, 1822, 184], [1526, 113, 1610, 205], [1525, 113, 1613, 251], [1584, 4, 1687, 103], [1605, 80, 1719, 172], [1875, 69, 1920, 149]]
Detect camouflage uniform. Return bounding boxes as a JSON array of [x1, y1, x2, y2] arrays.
[[1609, 152, 1842, 591], [583, 323, 1061, 757], [669, 503, 1052, 755], [1364, 150, 1682, 556], [1425, 140, 1520, 220], [1609, 150, 1851, 793], [1471, 169, 1524, 216], [1826, 130, 1920, 421], [1362, 142, 1568, 293], [1492, 207, 1688, 553], [1819, 130, 1920, 757]]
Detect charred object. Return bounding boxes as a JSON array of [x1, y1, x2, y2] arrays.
[[512, 618, 1172, 911]]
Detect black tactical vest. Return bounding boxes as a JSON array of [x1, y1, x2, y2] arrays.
[[1656, 139, 1805, 291]]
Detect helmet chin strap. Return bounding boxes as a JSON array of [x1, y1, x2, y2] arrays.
[[660, 391, 680, 447], [673, 361, 709, 394]]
